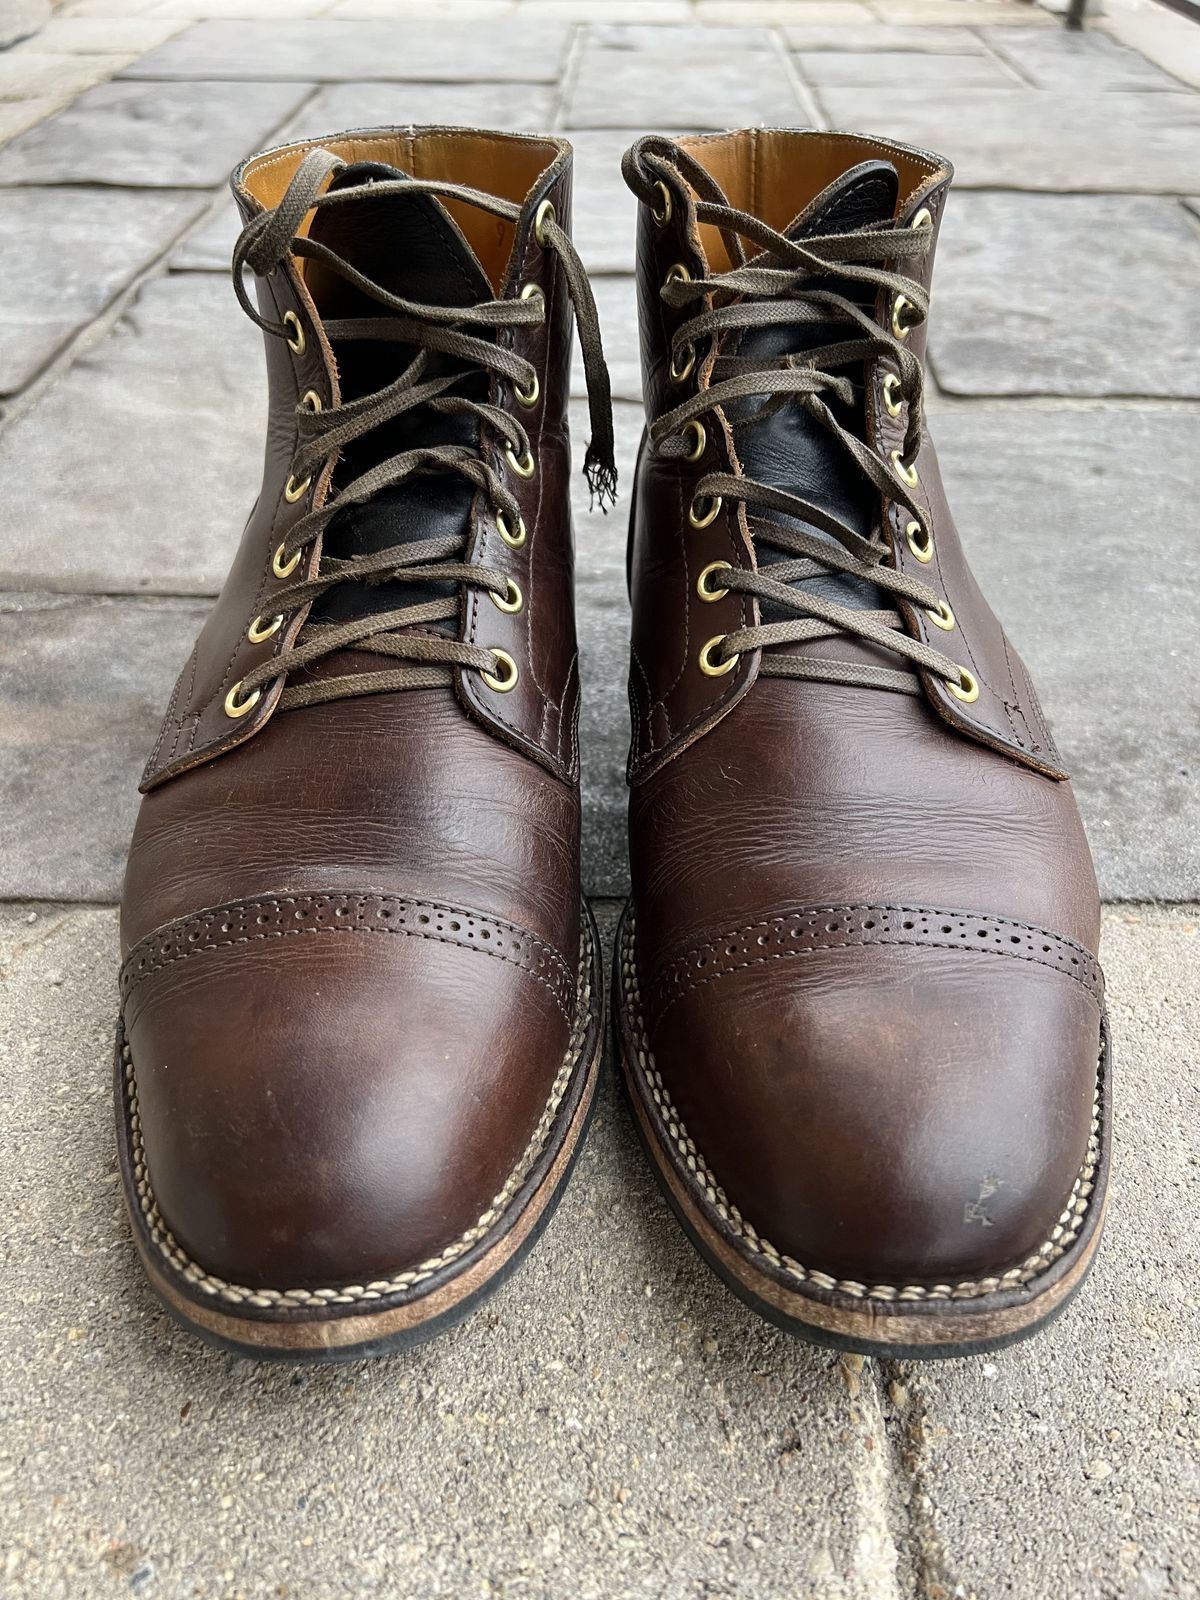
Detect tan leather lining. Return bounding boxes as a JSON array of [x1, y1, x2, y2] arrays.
[[676, 129, 947, 272], [239, 129, 565, 288]]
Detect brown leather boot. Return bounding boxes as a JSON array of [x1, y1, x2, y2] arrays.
[[117, 129, 615, 1359], [614, 130, 1108, 1358]]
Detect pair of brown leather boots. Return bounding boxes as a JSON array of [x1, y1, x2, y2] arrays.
[[117, 126, 1108, 1363]]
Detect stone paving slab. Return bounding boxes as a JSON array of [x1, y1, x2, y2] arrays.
[[0, 97, 65, 146], [814, 86, 1200, 192], [783, 22, 987, 51], [0, 898, 893, 1600], [277, 76, 559, 137], [564, 24, 803, 129], [59, 0, 160, 13], [122, 17, 572, 81], [569, 128, 646, 275], [153, 0, 333, 13], [873, 0, 1052, 21], [32, 14, 184, 52], [168, 194, 248, 270], [0, 47, 128, 101], [987, 22, 1189, 92], [1, 898, 1196, 1598], [874, 906, 1200, 1600], [932, 192, 1200, 398], [796, 45, 1021, 89], [930, 401, 1200, 903], [0, 0, 49, 50], [0, 593, 210, 902], [0, 78, 315, 187], [0, 186, 207, 396], [0, 273, 262, 596], [696, 0, 872, 18], [1102, 1, 1200, 92]]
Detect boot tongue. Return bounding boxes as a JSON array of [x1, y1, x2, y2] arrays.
[[731, 160, 899, 617], [307, 159, 494, 311], [302, 161, 498, 631]]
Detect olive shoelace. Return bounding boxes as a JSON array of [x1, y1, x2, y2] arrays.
[[229, 146, 616, 710], [624, 138, 970, 700]]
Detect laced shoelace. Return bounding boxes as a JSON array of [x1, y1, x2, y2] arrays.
[[229, 146, 616, 711], [624, 138, 971, 700]]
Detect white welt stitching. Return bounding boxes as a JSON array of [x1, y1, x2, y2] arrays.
[[621, 916, 1102, 1306], [122, 921, 593, 1312]]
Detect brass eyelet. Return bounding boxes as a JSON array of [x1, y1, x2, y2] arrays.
[[925, 600, 955, 632], [516, 286, 544, 411], [272, 541, 302, 579], [890, 449, 919, 489], [688, 494, 722, 530], [301, 389, 322, 413], [651, 180, 672, 227], [283, 311, 305, 355], [949, 668, 980, 704], [505, 442, 536, 479], [670, 342, 696, 385], [534, 199, 555, 248], [680, 419, 706, 461], [489, 578, 523, 615], [882, 372, 903, 418], [905, 519, 932, 564], [224, 680, 261, 719], [284, 472, 311, 504], [247, 613, 283, 644], [697, 560, 732, 602], [892, 294, 916, 342], [664, 261, 691, 289], [698, 635, 737, 677], [496, 510, 527, 549], [911, 206, 934, 231], [481, 648, 519, 693]]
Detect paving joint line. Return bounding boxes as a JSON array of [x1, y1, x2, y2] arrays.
[[767, 24, 825, 129], [0, 70, 327, 439], [830, 1355, 908, 1600], [550, 20, 585, 131], [876, 1358, 963, 1600], [972, 24, 1039, 87], [0, 190, 206, 438]]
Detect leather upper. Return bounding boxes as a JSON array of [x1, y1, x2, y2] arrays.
[[628, 130, 1065, 786], [120, 130, 588, 1291], [623, 129, 1103, 1287], [141, 129, 580, 791]]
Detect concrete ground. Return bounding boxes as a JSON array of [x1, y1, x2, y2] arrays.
[[1, 0, 1198, 1596]]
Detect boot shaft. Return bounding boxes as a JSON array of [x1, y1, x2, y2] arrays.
[[141, 128, 604, 793], [623, 128, 1065, 785]]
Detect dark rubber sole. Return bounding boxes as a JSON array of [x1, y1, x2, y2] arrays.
[[613, 904, 1111, 1361]]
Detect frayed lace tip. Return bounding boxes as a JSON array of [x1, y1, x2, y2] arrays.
[[584, 451, 619, 513]]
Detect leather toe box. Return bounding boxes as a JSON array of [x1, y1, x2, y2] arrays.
[[120, 891, 584, 1292], [637, 904, 1104, 1288]]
